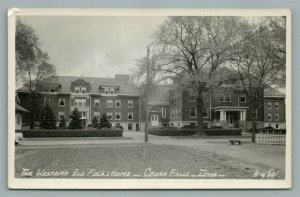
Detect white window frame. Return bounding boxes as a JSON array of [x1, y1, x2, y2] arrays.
[[240, 93, 246, 103], [128, 123, 133, 130], [268, 114, 272, 121], [275, 114, 280, 121], [162, 107, 166, 118], [58, 111, 65, 120], [107, 100, 113, 108], [107, 112, 113, 120], [115, 100, 121, 108], [128, 100, 133, 108], [75, 87, 80, 93], [58, 98, 65, 107], [81, 87, 86, 93], [268, 102, 272, 109], [75, 98, 86, 107], [220, 93, 231, 102], [94, 99, 100, 107], [94, 112, 100, 119], [203, 108, 209, 118], [190, 107, 196, 118], [128, 112, 133, 120], [115, 112, 121, 120], [275, 102, 279, 109]]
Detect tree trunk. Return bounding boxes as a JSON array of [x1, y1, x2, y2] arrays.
[[250, 102, 256, 142], [196, 87, 204, 135]]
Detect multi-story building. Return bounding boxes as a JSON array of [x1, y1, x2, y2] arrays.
[[264, 88, 286, 129], [17, 75, 141, 131]]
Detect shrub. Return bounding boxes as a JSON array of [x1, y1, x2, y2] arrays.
[[17, 128, 123, 138], [68, 108, 83, 129], [98, 114, 112, 129], [58, 117, 66, 129], [149, 128, 195, 136], [39, 104, 57, 129], [149, 128, 242, 136], [114, 124, 124, 130], [92, 116, 99, 128], [205, 129, 242, 136]]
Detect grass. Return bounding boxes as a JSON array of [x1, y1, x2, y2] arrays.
[[15, 144, 285, 179]]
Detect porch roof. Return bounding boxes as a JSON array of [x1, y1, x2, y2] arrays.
[[212, 106, 248, 111]]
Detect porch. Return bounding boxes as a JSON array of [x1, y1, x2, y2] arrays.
[[212, 106, 248, 128]]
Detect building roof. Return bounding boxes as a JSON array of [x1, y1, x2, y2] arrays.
[[149, 85, 171, 105], [264, 87, 285, 97], [15, 104, 29, 113], [18, 75, 139, 95]]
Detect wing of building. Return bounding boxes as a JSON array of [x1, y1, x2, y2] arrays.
[[17, 75, 141, 131]]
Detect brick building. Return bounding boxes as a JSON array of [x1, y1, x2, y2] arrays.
[[263, 88, 286, 129], [17, 75, 141, 131]]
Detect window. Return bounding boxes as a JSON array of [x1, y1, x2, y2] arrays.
[[255, 109, 258, 119], [81, 87, 86, 93], [107, 112, 113, 120], [74, 98, 86, 107], [44, 98, 50, 106], [107, 100, 113, 108], [203, 108, 208, 118], [240, 93, 246, 103], [94, 99, 100, 107], [275, 114, 279, 121], [115, 100, 121, 108], [94, 112, 100, 119], [103, 87, 115, 94], [178, 109, 181, 118], [268, 102, 272, 109], [268, 114, 272, 121], [276, 124, 279, 128], [220, 93, 231, 102], [128, 112, 133, 120], [128, 100, 133, 108], [190, 107, 196, 118], [190, 95, 196, 102], [17, 115, 21, 125], [162, 107, 166, 118], [275, 102, 279, 109], [75, 87, 80, 93], [59, 98, 65, 107], [58, 111, 65, 120], [81, 112, 86, 118], [115, 112, 121, 120], [128, 123, 133, 131]]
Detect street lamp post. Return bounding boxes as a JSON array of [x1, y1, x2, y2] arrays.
[[145, 46, 150, 143]]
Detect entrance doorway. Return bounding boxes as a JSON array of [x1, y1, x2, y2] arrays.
[[151, 115, 159, 127]]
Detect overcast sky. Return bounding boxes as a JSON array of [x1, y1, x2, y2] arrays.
[[19, 16, 166, 78]]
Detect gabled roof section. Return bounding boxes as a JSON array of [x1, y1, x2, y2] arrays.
[[264, 87, 285, 97], [18, 75, 139, 95]]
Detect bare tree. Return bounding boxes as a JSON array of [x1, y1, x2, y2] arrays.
[[231, 17, 286, 142], [152, 16, 242, 135]]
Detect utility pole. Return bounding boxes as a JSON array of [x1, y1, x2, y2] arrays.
[[145, 45, 150, 143]]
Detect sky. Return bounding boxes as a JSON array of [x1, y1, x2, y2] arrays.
[[19, 16, 166, 78]]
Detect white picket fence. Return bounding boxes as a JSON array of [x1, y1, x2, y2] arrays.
[[256, 132, 286, 145]]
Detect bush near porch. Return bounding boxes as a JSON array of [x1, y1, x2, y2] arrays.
[[149, 128, 242, 136], [16, 128, 123, 138]]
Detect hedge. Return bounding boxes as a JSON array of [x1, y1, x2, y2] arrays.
[[16, 128, 123, 138], [149, 128, 241, 136]]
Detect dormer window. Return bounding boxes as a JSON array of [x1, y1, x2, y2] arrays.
[[75, 87, 80, 93], [101, 86, 117, 94], [48, 85, 58, 92], [74, 86, 87, 93]]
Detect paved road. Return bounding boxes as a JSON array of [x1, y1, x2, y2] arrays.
[[18, 131, 286, 170]]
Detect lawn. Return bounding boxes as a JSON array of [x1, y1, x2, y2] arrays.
[[15, 144, 285, 179]]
